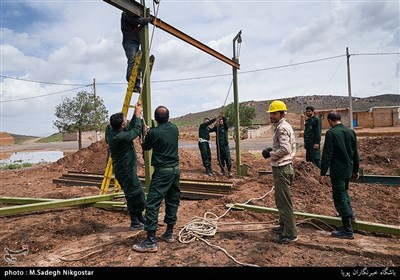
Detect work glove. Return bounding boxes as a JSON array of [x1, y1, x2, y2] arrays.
[[262, 147, 273, 159]]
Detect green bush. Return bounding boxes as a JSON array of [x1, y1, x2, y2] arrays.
[[0, 163, 33, 170]]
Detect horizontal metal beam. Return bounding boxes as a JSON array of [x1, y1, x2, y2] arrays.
[[259, 169, 400, 186], [103, 0, 239, 68], [0, 193, 121, 216], [103, 0, 144, 15], [227, 203, 400, 236], [0, 196, 126, 210], [356, 174, 400, 186], [53, 171, 232, 199]]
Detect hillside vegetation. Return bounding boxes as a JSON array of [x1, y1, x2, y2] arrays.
[[171, 94, 400, 128]]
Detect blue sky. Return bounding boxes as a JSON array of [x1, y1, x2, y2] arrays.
[[1, 0, 399, 136]]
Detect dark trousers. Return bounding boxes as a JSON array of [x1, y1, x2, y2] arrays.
[[198, 141, 212, 167], [272, 163, 297, 238], [305, 144, 321, 168], [117, 173, 145, 216], [123, 42, 141, 83], [216, 144, 232, 170], [144, 166, 181, 231], [330, 177, 353, 218]]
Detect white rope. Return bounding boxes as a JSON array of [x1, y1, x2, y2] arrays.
[[178, 186, 275, 267]]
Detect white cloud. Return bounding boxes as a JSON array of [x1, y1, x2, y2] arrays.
[[1, 1, 399, 136]]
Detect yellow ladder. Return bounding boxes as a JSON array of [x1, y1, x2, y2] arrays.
[[100, 51, 143, 195]]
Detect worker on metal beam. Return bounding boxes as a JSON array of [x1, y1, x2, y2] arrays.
[[121, 10, 152, 92]]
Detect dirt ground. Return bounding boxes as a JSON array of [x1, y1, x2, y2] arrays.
[[0, 134, 399, 269]]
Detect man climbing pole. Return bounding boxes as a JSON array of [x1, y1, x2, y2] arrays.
[[121, 10, 152, 92]]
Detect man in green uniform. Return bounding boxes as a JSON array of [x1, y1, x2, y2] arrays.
[[209, 116, 233, 177], [321, 111, 359, 239], [304, 106, 322, 168], [262, 100, 297, 244], [198, 117, 216, 176], [132, 106, 180, 253], [106, 103, 146, 231]]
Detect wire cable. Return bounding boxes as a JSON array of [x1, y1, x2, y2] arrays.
[[178, 186, 275, 267], [0, 74, 87, 87], [0, 85, 91, 103]]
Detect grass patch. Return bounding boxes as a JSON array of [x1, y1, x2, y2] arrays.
[[0, 163, 33, 170], [37, 133, 62, 143]]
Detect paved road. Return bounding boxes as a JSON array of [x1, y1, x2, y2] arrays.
[[0, 138, 274, 154], [0, 139, 93, 154]]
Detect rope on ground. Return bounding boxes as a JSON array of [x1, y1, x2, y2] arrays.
[[296, 218, 336, 232], [178, 187, 275, 267], [59, 230, 143, 262]]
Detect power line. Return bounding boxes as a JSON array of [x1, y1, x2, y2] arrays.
[[0, 74, 88, 86], [2, 52, 398, 90], [0, 85, 91, 103], [351, 52, 400, 56]]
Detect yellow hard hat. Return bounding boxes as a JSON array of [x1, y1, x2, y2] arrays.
[[267, 100, 287, 113]]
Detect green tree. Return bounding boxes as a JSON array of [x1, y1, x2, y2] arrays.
[[224, 102, 256, 140], [53, 91, 109, 149], [224, 102, 256, 127]]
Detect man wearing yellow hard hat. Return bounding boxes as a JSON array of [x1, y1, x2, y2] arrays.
[[262, 100, 298, 244]]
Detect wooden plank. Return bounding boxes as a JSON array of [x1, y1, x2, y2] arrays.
[[227, 203, 400, 235], [0, 193, 121, 216]]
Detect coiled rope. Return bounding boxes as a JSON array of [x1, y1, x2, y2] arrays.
[[177, 187, 275, 267]]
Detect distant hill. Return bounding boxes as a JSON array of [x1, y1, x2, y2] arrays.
[[172, 94, 400, 128]]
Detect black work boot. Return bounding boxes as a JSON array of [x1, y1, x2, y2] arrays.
[[331, 216, 354, 239], [132, 230, 158, 253], [205, 166, 213, 176], [227, 166, 233, 178], [130, 212, 144, 231], [271, 226, 284, 234], [159, 224, 175, 243], [133, 78, 141, 93], [209, 167, 216, 175]]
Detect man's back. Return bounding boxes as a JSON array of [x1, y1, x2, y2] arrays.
[[321, 124, 359, 179], [142, 122, 179, 168], [121, 12, 141, 44]]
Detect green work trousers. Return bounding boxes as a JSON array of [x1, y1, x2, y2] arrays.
[[305, 144, 321, 169], [198, 142, 212, 167], [272, 163, 297, 238], [330, 177, 352, 218], [117, 175, 145, 216], [144, 166, 181, 231], [216, 144, 232, 170]]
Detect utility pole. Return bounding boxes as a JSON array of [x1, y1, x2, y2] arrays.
[[93, 78, 100, 141], [140, 0, 153, 192], [233, 31, 242, 176], [93, 78, 96, 97], [346, 47, 354, 129]]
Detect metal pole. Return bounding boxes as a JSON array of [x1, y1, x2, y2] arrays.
[[93, 78, 100, 141], [346, 47, 353, 129], [93, 78, 96, 97], [141, 3, 153, 193], [233, 30, 242, 176]]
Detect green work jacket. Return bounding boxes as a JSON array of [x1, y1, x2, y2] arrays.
[[321, 124, 359, 179]]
